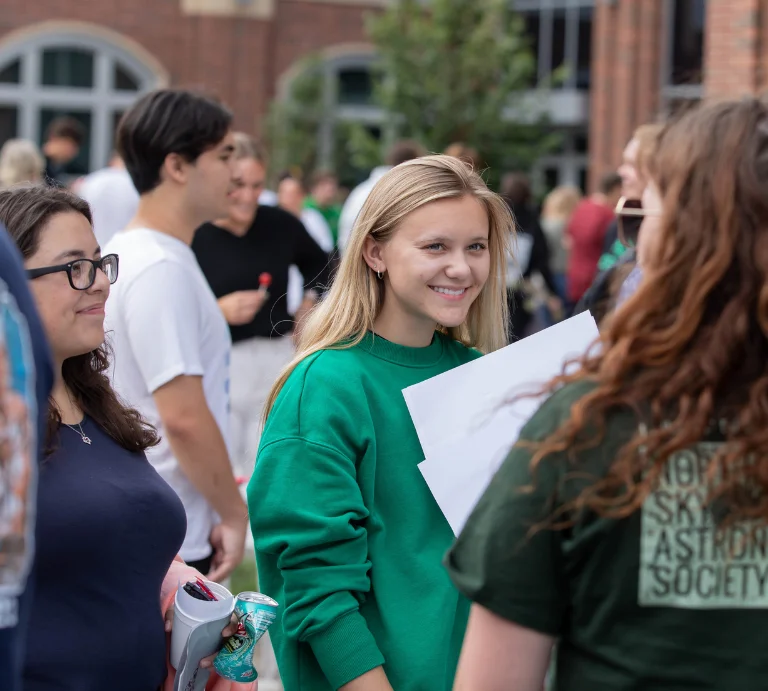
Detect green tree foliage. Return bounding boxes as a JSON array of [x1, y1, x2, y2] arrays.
[[265, 0, 560, 189], [264, 57, 325, 183], [363, 0, 559, 185]]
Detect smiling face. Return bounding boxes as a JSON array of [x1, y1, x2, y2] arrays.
[[226, 158, 266, 228], [365, 194, 491, 346], [25, 211, 110, 365]]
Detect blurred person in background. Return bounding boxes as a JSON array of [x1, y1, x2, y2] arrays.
[[500, 172, 562, 341], [540, 185, 582, 304], [304, 171, 341, 250], [444, 142, 483, 171], [41, 117, 84, 188], [0, 221, 51, 691], [278, 174, 334, 254], [565, 172, 622, 307], [0, 140, 45, 189], [338, 140, 426, 252], [106, 89, 247, 581], [576, 125, 664, 324], [193, 134, 330, 482], [448, 97, 768, 691], [76, 152, 139, 248], [598, 124, 666, 273], [278, 174, 334, 318]]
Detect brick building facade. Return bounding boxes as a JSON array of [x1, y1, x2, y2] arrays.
[[590, 0, 768, 187], [0, 0, 379, 176], [0, 1, 766, 189]]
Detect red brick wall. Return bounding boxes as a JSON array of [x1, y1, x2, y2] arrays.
[[0, 1, 373, 135], [704, 0, 763, 98], [272, 1, 373, 86], [589, 0, 663, 191]]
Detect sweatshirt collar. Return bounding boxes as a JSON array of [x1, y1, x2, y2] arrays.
[[358, 331, 444, 367]]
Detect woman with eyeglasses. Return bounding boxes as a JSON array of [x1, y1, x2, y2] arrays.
[[448, 97, 768, 690], [0, 185, 188, 691]]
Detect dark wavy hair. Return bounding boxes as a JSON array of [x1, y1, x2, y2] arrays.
[[526, 97, 768, 528], [0, 185, 159, 455]]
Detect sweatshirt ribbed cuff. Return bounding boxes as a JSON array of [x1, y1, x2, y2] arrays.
[[307, 611, 385, 690]]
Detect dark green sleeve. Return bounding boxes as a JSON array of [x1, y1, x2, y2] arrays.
[[445, 386, 586, 637]]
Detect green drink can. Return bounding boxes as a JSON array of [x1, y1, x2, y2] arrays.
[[213, 592, 278, 683]]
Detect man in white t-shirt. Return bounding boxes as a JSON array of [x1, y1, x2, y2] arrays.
[[104, 89, 246, 579], [76, 154, 139, 249]]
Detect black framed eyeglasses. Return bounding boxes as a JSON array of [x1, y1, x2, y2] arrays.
[[27, 254, 119, 290]]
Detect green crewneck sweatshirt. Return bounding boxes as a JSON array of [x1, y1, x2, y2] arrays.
[[248, 332, 481, 691]]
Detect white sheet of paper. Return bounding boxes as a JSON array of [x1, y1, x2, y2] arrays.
[[404, 312, 600, 535]]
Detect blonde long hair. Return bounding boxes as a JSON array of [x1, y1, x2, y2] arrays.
[[264, 154, 513, 418]]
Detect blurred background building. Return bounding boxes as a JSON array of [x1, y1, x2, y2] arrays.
[[0, 0, 765, 192]]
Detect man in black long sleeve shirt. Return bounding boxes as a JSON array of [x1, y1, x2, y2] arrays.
[[193, 204, 330, 341], [193, 202, 331, 483]]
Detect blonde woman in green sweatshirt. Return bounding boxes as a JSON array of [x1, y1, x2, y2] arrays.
[[248, 155, 512, 691]]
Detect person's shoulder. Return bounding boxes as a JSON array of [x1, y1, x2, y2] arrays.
[[270, 348, 366, 428], [289, 347, 366, 389], [257, 203, 302, 227], [107, 231, 195, 288], [520, 380, 599, 442], [191, 222, 220, 248]]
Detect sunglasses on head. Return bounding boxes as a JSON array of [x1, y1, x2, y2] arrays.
[[614, 197, 661, 248]]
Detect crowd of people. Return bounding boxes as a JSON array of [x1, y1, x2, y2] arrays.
[[1, 85, 767, 691]]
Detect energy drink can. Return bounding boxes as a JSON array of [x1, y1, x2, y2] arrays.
[[213, 592, 278, 682]]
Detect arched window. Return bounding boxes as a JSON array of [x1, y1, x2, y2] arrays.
[[0, 26, 163, 176], [316, 51, 387, 185]]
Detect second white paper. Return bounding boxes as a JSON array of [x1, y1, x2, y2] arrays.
[[406, 313, 600, 535]]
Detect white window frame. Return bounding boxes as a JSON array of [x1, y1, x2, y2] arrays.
[[316, 52, 388, 168], [0, 28, 161, 171], [659, 0, 704, 114]]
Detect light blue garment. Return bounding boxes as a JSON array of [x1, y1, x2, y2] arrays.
[[616, 264, 643, 308]]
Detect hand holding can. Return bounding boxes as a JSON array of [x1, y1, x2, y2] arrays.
[[213, 592, 278, 682]]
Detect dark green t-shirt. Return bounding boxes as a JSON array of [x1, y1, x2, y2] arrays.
[[446, 382, 768, 690]]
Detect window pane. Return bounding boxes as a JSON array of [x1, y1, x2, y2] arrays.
[[114, 63, 140, 91], [0, 60, 21, 85], [552, 10, 567, 85], [0, 107, 18, 149], [671, 0, 705, 85], [576, 7, 593, 89], [39, 109, 91, 176], [41, 49, 94, 88], [337, 68, 373, 105], [521, 11, 541, 86], [544, 167, 559, 191], [579, 167, 587, 194], [574, 132, 589, 154]]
